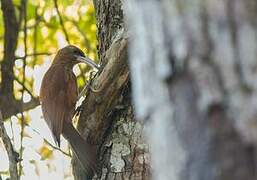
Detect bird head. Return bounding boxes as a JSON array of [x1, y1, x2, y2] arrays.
[[52, 45, 99, 69]]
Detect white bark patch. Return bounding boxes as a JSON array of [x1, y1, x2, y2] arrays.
[[125, 1, 186, 180], [137, 154, 144, 164], [189, 59, 223, 111], [110, 141, 130, 172]]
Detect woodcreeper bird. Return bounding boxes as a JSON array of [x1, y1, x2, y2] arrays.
[[40, 45, 99, 174]]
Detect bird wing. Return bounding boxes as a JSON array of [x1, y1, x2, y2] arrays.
[[40, 65, 77, 146]]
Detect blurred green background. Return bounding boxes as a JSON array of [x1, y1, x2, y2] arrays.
[[0, 0, 97, 179]]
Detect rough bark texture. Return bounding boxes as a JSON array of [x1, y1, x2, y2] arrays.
[[93, 0, 124, 65], [126, 0, 257, 180], [72, 1, 150, 180]]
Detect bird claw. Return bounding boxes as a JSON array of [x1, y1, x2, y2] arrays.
[[89, 85, 101, 93]]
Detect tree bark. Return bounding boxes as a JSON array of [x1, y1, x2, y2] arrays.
[[126, 0, 257, 180], [72, 1, 150, 180]]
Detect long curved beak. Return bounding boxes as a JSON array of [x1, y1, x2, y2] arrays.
[[75, 55, 99, 70]]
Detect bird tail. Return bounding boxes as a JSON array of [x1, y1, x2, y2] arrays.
[[62, 122, 97, 176]]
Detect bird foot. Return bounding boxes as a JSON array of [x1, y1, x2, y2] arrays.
[[89, 85, 101, 93]]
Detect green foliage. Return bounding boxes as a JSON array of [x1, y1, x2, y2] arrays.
[[38, 143, 53, 160], [0, 0, 98, 178], [0, 0, 97, 103]]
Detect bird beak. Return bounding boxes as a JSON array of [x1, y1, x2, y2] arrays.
[[75, 55, 99, 70]]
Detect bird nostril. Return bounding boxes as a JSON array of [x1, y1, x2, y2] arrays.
[[73, 49, 85, 57]]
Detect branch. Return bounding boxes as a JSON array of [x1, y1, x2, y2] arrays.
[[0, 111, 19, 180], [14, 76, 34, 98], [44, 139, 71, 157], [32, 7, 39, 67], [19, 0, 27, 176], [1, 97, 40, 120], [15, 52, 52, 59], [53, 0, 70, 43], [28, 126, 71, 157], [0, 0, 19, 96], [70, 19, 93, 52]]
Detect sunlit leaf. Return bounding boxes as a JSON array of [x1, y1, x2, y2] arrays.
[[37, 145, 53, 160], [17, 113, 30, 125]]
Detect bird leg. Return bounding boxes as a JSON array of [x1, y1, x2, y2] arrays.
[[75, 70, 104, 117], [77, 71, 100, 99]]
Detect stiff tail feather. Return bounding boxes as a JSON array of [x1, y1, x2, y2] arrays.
[[62, 122, 97, 176]]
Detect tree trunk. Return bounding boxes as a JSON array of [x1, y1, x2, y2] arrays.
[[72, 0, 150, 180], [125, 0, 257, 180]]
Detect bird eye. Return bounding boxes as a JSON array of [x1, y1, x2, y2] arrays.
[[73, 49, 84, 57], [73, 49, 79, 54]]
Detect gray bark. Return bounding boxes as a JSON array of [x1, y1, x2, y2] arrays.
[[125, 0, 257, 180]]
